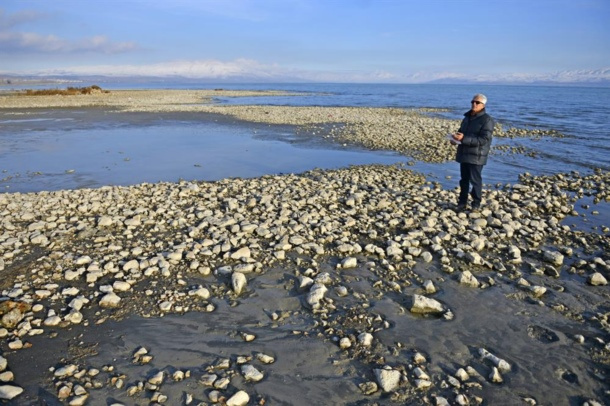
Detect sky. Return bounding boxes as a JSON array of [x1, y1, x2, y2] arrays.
[[1, 0, 609, 83]]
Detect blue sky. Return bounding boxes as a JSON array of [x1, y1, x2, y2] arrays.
[[1, 0, 609, 83]]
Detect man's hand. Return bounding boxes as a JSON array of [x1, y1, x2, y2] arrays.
[[453, 132, 464, 141]]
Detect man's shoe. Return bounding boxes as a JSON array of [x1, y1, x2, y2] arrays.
[[455, 203, 467, 212], [471, 204, 481, 212]]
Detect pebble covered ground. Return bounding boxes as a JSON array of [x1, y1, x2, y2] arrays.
[[0, 90, 608, 405]]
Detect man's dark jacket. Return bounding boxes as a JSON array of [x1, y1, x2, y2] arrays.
[[455, 109, 494, 165]]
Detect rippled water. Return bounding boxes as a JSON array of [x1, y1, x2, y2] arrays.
[[208, 83, 610, 173], [1, 83, 608, 195]]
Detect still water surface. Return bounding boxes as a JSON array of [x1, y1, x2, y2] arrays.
[[1, 83, 608, 195]]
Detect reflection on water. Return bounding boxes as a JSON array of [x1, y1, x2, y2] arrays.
[[562, 196, 610, 234], [0, 111, 407, 193], [1, 108, 608, 231]]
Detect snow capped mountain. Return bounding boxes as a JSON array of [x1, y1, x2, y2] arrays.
[[1, 63, 609, 86], [428, 68, 610, 85]]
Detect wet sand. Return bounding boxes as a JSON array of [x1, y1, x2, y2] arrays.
[[0, 90, 608, 405]]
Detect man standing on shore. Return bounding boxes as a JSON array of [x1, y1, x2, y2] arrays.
[[451, 94, 495, 211]]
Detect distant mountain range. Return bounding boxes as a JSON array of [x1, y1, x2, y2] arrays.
[[426, 68, 610, 86], [1, 68, 609, 87]]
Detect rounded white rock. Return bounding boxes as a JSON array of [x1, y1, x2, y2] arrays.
[[112, 281, 131, 292], [423, 280, 436, 294], [374, 368, 401, 392], [158, 301, 173, 312], [148, 371, 164, 385], [340, 257, 358, 269], [0, 385, 23, 400], [306, 283, 328, 309], [408, 294, 444, 314], [54, 364, 78, 378], [232, 272, 247, 295], [255, 353, 275, 364], [241, 364, 264, 382], [339, 337, 352, 349], [99, 293, 121, 308], [358, 332, 374, 347], [226, 390, 250, 406], [44, 316, 62, 326], [588, 272, 607, 286], [191, 287, 210, 299]]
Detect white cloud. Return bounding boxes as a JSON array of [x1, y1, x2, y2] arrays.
[[4, 58, 610, 85], [40, 59, 280, 78], [0, 30, 138, 54], [27, 59, 408, 83], [0, 9, 44, 29], [0, 8, 138, 54]]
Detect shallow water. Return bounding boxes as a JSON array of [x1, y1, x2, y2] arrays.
[[0, 108, 595, 193], [2, 106, 608, 232], [0, 109, 407, 193], [3, 83, 609, 195], [149, 82, 610, 173]]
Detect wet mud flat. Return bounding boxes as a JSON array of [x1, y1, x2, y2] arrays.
[[0, 165, 608, 405]]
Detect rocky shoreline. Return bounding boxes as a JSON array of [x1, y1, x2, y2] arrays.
[[0, 90, 608, 405]]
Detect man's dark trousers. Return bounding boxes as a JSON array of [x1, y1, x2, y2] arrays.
[[459, 163, 484, 207]]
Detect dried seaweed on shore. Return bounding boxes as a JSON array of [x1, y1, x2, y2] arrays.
[[20, 85, 108, 96]]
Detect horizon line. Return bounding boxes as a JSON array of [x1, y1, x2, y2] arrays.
[[1, 74, 610, 88]]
